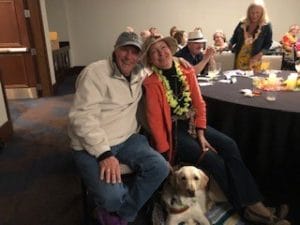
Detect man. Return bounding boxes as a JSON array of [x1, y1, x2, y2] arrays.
[[175, 30, 215, 75], [68, 32, 169, 225]]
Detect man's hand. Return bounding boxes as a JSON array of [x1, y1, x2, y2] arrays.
[[204, 46, 215, 59], [99, 156, 122, 184]]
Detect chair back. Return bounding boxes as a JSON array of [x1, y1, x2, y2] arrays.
[[214, 52, 235, 71], [262, 55, 283, 70]]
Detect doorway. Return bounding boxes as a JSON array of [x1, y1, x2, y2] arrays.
[[0, 0, 53, 99]]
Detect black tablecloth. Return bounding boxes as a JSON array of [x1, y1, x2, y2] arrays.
[[201, 71, 300, 113], [200, 71, 300, 200]]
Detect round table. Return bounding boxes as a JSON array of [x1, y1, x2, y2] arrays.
[[201, 71, 300, 113], [200, 71, 300, 202]]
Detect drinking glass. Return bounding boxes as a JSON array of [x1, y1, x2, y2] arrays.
[[252, 76, 262, 96], [265, 90, 277, 101], [208, 62, 222, 79]]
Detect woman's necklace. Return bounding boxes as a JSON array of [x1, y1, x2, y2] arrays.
[[242, 22, 262, 45], [152, 61, 192, 116]]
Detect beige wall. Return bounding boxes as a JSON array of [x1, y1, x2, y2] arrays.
[[45, 0, 300, 66], [45, 0, 69, 42]]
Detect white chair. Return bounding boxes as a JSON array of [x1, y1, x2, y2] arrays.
[[262, 55, 283, 70], [120, 163, 133, 174], [214, 52, 235, 71]]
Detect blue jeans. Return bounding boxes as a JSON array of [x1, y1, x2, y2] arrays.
[[175, 120, 263, 211], [73, 133, 169, 222]]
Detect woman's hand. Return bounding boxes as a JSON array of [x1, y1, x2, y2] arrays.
[[197, 129, 217, 153]]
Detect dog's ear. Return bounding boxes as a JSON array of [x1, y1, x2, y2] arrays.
[[167, 167, 178, 187], [173, 169, 183, 187], [198, 169, 209, 189], [172, 164, 182, 171]]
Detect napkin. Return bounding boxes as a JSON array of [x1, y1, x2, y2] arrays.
[[224, 70, 253, 79], [199, 82, 213, 86]]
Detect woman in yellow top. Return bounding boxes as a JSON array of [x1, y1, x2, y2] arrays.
[[229, 2, 272, 71]]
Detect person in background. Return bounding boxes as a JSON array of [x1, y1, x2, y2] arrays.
[[281, 24, 299, 59], [149, 27, 162, 38], [296, 32, 300, 59], [194, 26, 203, 32], [126, 26, 134, 33], [140, 29, 152, 42], [213, 30, 229, 52], [69, 31, 169, 225], [169, 25, 178, 38], [175, 30, 215, 75], [173, 30, 188, 50], [141, 35, 290, 225], [229, 1, 272, 71]]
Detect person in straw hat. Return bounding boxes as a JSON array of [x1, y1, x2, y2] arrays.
[[141, 35, 290, 225], [175, 30, 215, 75]]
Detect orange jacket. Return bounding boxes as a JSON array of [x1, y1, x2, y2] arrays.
[[143, 63, 206, 163], [281, 32, 296, 51]]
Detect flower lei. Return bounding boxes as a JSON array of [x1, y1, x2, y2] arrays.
[[152, 61, 192, 116], [242, 22, 263, 45]]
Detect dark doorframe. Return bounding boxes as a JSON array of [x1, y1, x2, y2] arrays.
[[0, 0, 53, 98], [26, 0, 53, 97]]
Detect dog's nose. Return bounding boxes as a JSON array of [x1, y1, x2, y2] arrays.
[[187, 189, 195, 197], [171, 197, 177, 205]]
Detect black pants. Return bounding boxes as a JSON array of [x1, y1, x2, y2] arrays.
[[175, 120, 263, 211]]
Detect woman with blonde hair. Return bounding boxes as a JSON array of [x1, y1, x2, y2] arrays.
[[229, 1, 272, 71]]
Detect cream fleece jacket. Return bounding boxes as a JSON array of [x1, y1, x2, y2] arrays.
[[68, 58, 149, 158]]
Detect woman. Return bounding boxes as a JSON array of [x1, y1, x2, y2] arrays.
[[169, 25, 178, 38], [173, 30, 188, 50], [281, 24, 299, 59], [141, 35, 290, 225], [229, 2, 272, 71], [213, 30, 229, 52]]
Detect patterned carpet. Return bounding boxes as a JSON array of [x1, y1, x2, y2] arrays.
[[0, 73, 152, 225], [0, 94, 83, 225]]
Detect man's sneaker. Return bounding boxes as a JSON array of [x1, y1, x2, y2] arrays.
[[95, 207, 127, 225]]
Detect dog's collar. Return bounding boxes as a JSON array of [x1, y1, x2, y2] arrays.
[[169, 205, 190, 214]]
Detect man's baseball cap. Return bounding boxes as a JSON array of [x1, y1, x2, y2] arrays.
[[114, 32, 142, 51]]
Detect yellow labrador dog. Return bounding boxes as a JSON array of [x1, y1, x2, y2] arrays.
[[161, 166, 212, 225]]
